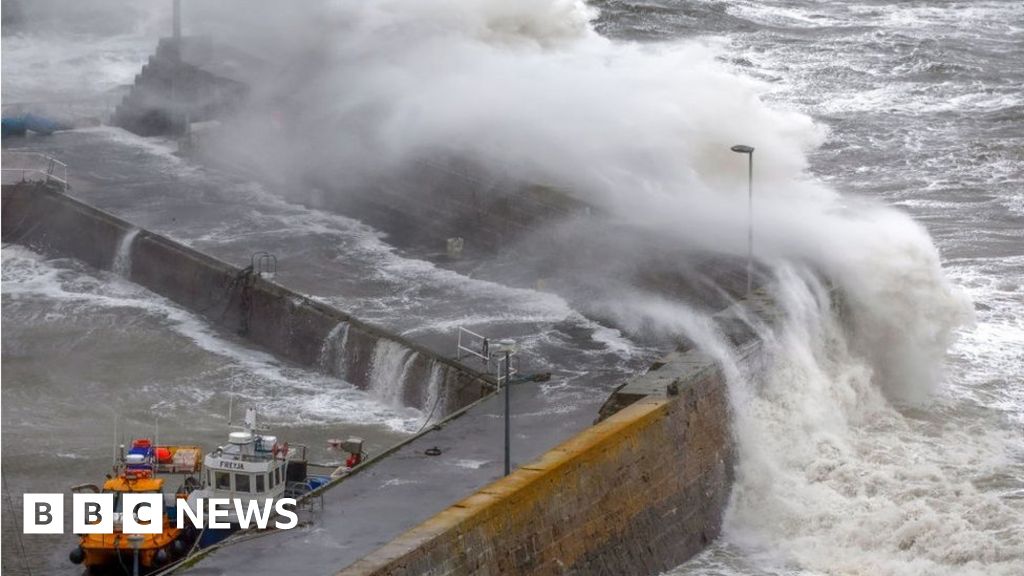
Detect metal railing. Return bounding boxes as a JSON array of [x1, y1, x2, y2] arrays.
[[456, 326, 520, 384], [493, 349, 519, 386], [251, 251, 277, 280], [1, 151, 69, 190], [456, 326, 490, 364]]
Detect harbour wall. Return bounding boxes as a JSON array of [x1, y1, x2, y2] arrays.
[[113, 36, 249, 137], [339, 338, 763, 576], [1, 182, 494, 414]]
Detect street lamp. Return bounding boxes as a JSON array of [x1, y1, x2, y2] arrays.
[[493, 338, 518, 476], [127, 534, 144, 576], [173, 0, 182, 42], [730, 144, 755, 295]]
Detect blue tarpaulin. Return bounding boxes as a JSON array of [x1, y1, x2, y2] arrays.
[[2, 113, 70, 137]]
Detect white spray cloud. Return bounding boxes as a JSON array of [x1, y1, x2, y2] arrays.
[[196, 0, 973, 400], [721, 265, 1021, 576]]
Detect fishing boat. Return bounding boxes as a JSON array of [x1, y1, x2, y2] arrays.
[[188, 408, 329, 547], [69, 439, 203, 573]]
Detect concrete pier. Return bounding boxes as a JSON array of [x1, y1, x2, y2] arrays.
[[334, 308, 768, 576]]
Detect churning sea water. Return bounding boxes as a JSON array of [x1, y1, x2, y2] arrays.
[[2, 1, 1021, 575], [593, 1, 1024, 574]]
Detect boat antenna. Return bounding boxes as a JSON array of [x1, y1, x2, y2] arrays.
[[228, 385, 234, 426], [112, 415, 118, 468]]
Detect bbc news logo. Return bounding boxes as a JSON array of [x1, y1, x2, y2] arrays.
[[23, 494, 298, 534]]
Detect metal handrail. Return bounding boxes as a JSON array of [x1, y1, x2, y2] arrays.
[[456, 326, 489, 364], [492, 350, 520, 386], [456, 326, 520, 384], [1, 151, 69, 190]]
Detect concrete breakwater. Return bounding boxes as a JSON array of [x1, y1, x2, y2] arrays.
[[1, 182, 493, 414], [339, 336, 764, 576], [113, 36, 250, 137]]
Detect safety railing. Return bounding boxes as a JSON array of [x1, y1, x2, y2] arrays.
[[492, 348, 520, 386], [456, 326, 490, 365], [456, 326, 520, 385], [251, 251, 277, 280], [1, 151, 69, 190]]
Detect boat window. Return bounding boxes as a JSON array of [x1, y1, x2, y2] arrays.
[[215, 471, 231, 490], [256, 474, 265, 492], [235, 473, 251, 493]]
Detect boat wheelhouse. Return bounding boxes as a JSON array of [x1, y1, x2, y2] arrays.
[[189, 408, 319, 545]]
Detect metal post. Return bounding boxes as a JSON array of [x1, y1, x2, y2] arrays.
[[730, 144, 755, 295], [127, 534, 144, 576], [746, 150, 753, 295], [504, 350, 511, 476], [173, 0, 182, 41]]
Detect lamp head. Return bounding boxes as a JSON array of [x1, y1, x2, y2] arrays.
[[730, 144, 754, 154], [493, 338, 518, 354]]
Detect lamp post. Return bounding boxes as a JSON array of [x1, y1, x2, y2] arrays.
[[493, 339, 518, 476], [730, 144, 755, 295], [173, 0, 182, 42], [127, 534, 144, 576]]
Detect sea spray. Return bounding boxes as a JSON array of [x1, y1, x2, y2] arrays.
[[658, 264, 1021, 576]]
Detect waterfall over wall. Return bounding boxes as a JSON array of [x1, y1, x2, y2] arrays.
[[419, 363, 447, 424], [319, 320, 351, 379], [370, 340, 418, 407], [111, 228, 140, 278]]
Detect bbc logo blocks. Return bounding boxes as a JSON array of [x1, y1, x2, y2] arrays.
[[24, 493, 164, 534], [23, 494, 63, 534]]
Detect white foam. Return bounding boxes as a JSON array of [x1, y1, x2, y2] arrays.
[[2, 246, 424, 433], [452, 459, 489, 470], [667, 265, 1023, 576]]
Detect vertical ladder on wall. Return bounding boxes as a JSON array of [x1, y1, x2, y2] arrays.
[[251, 251, 277, 280]]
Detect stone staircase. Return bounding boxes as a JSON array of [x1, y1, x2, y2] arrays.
[[113, 37, 249, 136]]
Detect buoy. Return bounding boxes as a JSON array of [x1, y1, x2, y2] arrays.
[[155, 447, 172, 463]]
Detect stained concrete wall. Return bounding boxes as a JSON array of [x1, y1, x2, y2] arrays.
[[337, 341, 759, 576], [1, 183, 492, 414]]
